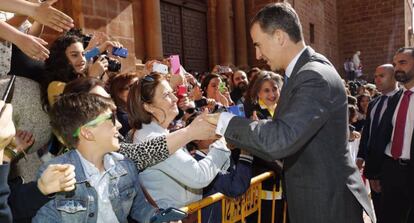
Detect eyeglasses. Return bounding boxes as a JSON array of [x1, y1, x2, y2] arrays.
[[72, 112, 116, 137]]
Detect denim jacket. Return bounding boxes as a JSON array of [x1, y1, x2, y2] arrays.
[[32, 150, 157, 223]]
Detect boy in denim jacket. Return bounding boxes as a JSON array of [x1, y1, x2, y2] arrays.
[[33, 93, 160, 223]]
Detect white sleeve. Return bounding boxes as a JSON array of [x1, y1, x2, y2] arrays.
[[216, 112, 235, 136], [153, 147, 231, 189]]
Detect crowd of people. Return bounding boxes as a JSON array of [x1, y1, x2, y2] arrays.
[[0, 1, 413, 223]]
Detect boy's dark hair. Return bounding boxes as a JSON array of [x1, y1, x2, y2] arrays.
[[250, 2, 303, 43], [63, 77, 105, 95], [50, 93, 115, 147]]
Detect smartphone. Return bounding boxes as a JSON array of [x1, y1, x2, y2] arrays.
[[170, 55, 180, 74], [150, 207, 188, 223], [112, 47, 128, 58], [152, 63, 169, 75], [228, 104, 245, 117], [218, 81, 227, 93], [84, 47, 100, 61], [2, 75, 16, 103], [176, 85, 187, 98], [218, 65, 232, 74]]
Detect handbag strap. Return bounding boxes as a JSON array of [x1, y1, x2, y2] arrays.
[[140, 182, 159, 208]]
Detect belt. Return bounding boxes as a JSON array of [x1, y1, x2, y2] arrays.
[[385, 155, 410, 166]]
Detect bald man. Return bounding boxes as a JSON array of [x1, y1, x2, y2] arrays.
[[357, 64, 399, 220]]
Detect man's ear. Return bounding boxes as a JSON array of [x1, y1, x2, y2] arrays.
[[79, 127, 95, 141], [272, 29, 285, 46]]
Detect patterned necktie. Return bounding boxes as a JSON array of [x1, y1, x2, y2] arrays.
[[391, 90, 413, 159], [371, 95, 387, 130]]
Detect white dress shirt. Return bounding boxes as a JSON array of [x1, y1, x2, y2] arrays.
[[368, 88, 400, 136], [384, 86, 414, 159]]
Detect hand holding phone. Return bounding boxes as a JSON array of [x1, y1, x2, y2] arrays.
[[218, 82, 227, 94], [150, 207, 188, 223], [170, 55, 181, 74], [152, 63, 169, 75], [228, 104, 245, 117], [176, 85, 187, 98], [112, 47, 128, 58]]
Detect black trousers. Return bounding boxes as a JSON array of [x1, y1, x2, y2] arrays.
[[379, 156, 414, 223], [371, 190, 381, 222]]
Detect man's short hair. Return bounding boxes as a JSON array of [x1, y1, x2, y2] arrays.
[[50, 93, 115, 147], [250, 2, 303, 43], [395, 47, 414, 58]]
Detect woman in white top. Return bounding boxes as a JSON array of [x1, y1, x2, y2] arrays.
[[128, 72, 231, 209]]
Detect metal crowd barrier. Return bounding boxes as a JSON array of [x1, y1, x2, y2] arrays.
[[180, 171, 287, 223]]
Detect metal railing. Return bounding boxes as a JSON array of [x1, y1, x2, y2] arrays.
[[180, 171, 287, 223]]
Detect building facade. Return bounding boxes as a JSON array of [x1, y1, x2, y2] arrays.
[[44, 0, 413, 79]]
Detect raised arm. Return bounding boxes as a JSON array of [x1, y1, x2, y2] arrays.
[[0, 21, 49, 60], [0, 0, 73, 32], [119, 112, 218, 171]]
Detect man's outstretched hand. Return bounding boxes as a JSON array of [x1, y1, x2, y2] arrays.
[[31, 0, 74, 32]]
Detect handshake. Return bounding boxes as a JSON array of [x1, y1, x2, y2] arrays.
[[184, 110, 222, 142]]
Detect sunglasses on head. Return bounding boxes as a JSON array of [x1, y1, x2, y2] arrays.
[[72, 112, 117, 137], [140, 75, 156, 102]]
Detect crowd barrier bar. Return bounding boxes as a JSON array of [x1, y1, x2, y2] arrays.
[[180, 171, 287, 223]]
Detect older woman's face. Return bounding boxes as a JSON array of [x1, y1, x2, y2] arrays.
[[148, 80, 178, 124], [207, 77, 220, 98], [65, 42, 86, 73], [258, 80, 279, 106]]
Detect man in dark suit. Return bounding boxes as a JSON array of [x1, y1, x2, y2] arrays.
[[357, 64, 399, 220], [208, 2, 375, 223], [365, 48, 414, 223]]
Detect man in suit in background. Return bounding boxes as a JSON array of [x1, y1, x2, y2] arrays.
[[365, 48, 414, 223], [208, 2, 375, 223], [357, 64, 399, 220]]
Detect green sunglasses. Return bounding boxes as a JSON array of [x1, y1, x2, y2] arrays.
[[72, 112, 116, 137]]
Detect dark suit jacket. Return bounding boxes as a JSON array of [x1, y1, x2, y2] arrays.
[[358, 96, 381, 160], [364, 89, 414, 179], [224, 47, 375, 223]]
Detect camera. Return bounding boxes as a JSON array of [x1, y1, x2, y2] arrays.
[[93, 55, 121, 72], [105, 56, 121, 72]]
